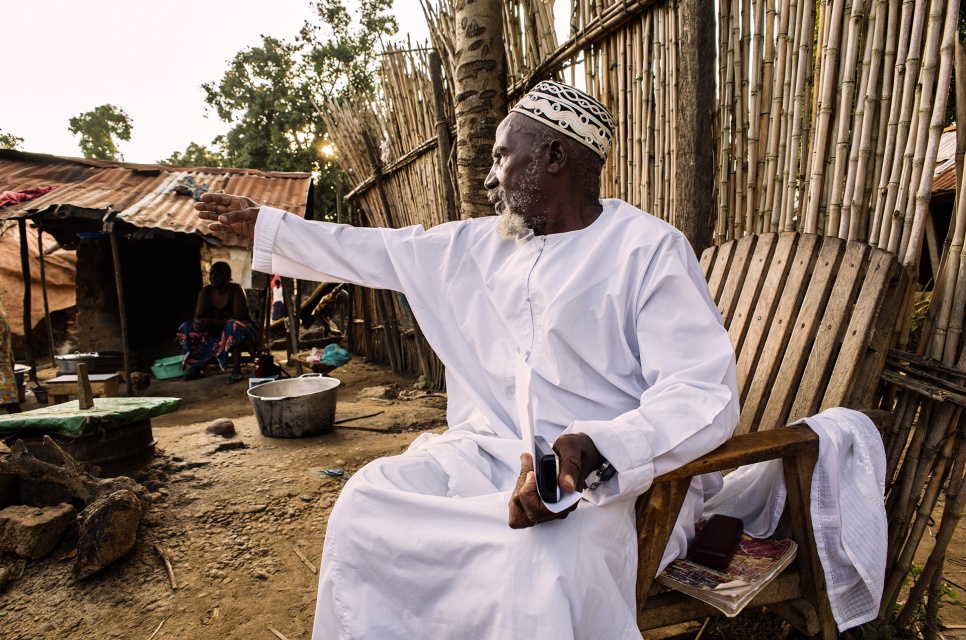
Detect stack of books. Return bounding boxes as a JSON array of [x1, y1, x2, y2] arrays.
[[657, 530, 798, 617]]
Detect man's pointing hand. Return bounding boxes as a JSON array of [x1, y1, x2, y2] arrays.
[[195, 193, 260, 239]]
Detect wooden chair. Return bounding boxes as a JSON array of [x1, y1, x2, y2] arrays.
[[635, 232, 907, 638]]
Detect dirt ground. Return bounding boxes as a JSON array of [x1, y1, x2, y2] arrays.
[[2, 356, 447, 640], [3, 355, 966, 640]]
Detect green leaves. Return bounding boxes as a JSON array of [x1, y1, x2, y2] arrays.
[[0, 129, 23, 150], [158, 142, 227, 167], [68, 104, 133, 161], [196, 0, 397, 219]]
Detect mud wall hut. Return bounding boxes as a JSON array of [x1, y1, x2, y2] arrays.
[[0, 149, 313, 376]]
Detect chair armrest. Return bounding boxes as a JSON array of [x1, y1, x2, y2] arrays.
[[637, 423, 822, 624], [653, 424, 819, 483]]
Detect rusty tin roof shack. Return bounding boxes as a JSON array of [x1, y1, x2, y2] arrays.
[[0, 149, 313, 386]]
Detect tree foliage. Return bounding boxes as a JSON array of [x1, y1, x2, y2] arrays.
[[68, 104, 133, 160], [197, 0, 397, 219], [0, 129, 23, 150], [158, 141, 227, 167], [302, 0, 398, 95]]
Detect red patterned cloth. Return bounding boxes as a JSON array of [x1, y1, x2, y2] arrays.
[[0, 186, 54, 208]]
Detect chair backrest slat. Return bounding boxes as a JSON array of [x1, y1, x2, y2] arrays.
[[716, 236, 758, 326], [820, 249, 905, 412], [784, 241, 870, 422], [727, 234, 778, 360], [737, 234, 823, 434], [700, 244, 718, 280], [700, 233, 905, 435], [706, 239, 737, 302], [758, 237, 852, 431], [732, 233, 798, 404]]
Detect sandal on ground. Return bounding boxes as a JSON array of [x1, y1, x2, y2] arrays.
[[227, 375, 244, 385]]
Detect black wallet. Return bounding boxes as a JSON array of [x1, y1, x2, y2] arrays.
[[686, 514, 744, 570]]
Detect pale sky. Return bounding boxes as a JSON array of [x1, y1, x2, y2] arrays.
[[1, 0, 431, 164]]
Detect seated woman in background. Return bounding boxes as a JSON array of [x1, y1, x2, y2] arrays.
[[177, 262, 258, 383]]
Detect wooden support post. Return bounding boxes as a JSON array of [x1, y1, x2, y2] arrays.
[[675, 0, 715, 255], [16, 219, 36, 383], [282, 277, 303, 376], [430, 50, 458, 222], [37, 228, 56, 368], [75, 362, 94, 410], [108, 227, 132, 397]]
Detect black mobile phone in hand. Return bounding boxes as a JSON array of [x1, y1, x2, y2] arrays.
[[533, 435, 560, 503]]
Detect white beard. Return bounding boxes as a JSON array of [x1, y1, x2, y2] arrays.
[[498, 211, 529, 239]]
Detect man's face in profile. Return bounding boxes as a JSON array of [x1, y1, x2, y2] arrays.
[[486, 115, 548, 238]]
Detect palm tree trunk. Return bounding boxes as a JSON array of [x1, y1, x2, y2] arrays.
[[453, 0, 507, 219]]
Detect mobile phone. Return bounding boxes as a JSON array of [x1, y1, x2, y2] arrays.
[[533, 435, 559, 503]]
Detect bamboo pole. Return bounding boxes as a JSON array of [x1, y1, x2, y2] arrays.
[[843, 0, 888, 241], [873, 0, 928, 247], [755, 0, 783, 233], [899, 0, 959, 267], [743, 0, 767, 234], [887, 82, 923, 252], [938, 167, 966, 363], [802, 0, 846, 234], [825, 0, 868, 238], [773, 0, 799, 232], [781, 0, 816, 231], [892, 420, 966, 626], [867, 0, 900, 238], [762, 0, 794, 233], [733, 0, 748, 238]]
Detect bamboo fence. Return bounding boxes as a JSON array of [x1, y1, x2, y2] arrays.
[[321, 1, 965, 631], [318, 41, 456, 388]]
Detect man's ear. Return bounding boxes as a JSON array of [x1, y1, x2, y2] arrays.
[[547, 139, 566, 175]]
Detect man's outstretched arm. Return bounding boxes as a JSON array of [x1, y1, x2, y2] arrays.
[[196, 193, 468, 314]]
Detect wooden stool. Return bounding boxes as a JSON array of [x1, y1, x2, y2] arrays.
[[47, 373, 121, 405]]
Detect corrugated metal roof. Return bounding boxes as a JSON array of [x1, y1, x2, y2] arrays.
[[0, 150, 311, 246], [934, 165, 957, 192]]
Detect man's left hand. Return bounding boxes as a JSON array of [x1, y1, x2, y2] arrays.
[[508, 433, 605, 529]]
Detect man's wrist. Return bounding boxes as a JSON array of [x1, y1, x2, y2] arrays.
[[586, 459, 616, 491]]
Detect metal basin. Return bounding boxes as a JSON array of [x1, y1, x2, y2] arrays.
[[247, 375, 340, 438]]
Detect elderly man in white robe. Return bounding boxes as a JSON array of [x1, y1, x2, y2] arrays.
[[197, 81, 739, 639]]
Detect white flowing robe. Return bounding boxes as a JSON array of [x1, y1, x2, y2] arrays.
[[252, 199, 739, 639]]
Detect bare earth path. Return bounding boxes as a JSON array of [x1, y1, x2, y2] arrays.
[[2, 358, 444, 640]]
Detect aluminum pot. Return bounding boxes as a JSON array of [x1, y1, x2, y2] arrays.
[[55, 352, 98, 375], [247, 374, 340, 438]]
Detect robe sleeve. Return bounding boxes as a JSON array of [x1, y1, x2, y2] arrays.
[[563, 233, 739, 505], [252, 206, 468, 318]]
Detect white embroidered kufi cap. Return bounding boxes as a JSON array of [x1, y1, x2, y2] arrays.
[[510, 81, 615, 161]]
